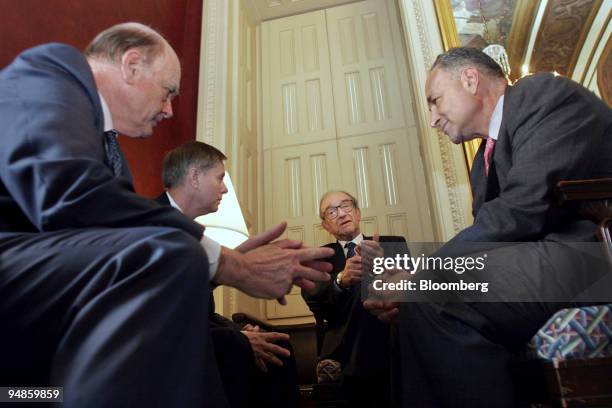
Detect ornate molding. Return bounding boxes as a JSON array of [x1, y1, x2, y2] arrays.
[[413, 0, 469, 235], [532, 0, 602, 76], [431, 0, 460, 52], [198, 0, 228, 147], [437, 133, 468, 234], [597, 31, 611, 105], [203, 0, 218, 144], [412, 0, 434, 68], [506, 0, 540, 81]]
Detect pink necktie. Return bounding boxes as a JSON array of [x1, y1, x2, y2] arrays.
[[484, 137, 496, 176]]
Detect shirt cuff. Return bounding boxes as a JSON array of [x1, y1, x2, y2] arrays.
[[332, 279, 349, 293], [200, 233, 221, 280]]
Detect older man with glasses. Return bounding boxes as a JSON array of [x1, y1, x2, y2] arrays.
[[302, 190, 409, 407]]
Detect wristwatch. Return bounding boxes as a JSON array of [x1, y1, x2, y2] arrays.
[[335, 271, 344, 287]]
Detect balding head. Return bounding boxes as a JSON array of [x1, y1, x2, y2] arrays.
[[85, 22, 168, 66], [86, 22, 180, 138]]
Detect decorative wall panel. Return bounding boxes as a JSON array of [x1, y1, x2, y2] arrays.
[[352, 147, 371, 209], [380, 143, 399, 206], [286, 157, 303, 217]]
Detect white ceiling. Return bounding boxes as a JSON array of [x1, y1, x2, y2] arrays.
[[243, 0, 364, 22]]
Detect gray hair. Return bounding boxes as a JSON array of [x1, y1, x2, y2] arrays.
[[319, 190, 359, 220], [431, 47, 505, 79], [162, 141, 227, 188]]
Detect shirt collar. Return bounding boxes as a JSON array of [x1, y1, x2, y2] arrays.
[[98, 92, 114, 132], [488, 94, 504, 141], [166, 191, 185, 213], [338, 233, 364, 255]]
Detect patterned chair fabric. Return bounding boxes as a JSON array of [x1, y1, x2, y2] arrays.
[[529, 305, 612, 360]]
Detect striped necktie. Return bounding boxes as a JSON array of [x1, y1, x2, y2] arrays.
[[345, 242, 357, 259], [104, 130, 123, 177], [484, 137, 496, 176]]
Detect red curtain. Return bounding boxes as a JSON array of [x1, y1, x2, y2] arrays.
[[1, 0, 203, 197]]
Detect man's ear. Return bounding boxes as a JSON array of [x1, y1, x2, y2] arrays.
[[461, 67, 480, 95], [187, 166, 200, 189], [321, 218, 331, 233], [120, 49, 146, 84]]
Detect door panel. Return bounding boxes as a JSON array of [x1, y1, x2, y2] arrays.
[[261, 0, 434, 322], [326, 0, 406, 137], [262, 10, 337, 149]]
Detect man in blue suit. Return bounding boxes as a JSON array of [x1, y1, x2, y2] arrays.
[[0, 22, 332, 407]]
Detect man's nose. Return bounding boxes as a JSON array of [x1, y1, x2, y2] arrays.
[[162, 99, 174, 119], [430, 108, 440, 128]]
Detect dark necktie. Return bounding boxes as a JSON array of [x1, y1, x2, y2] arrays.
[[484, 137, 496, 176], [345, 242, 356, 259], [104, 130, 123, 177]]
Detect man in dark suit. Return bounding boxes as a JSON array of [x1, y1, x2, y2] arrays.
[[158, 141, 299, 407], [366, 47, 612, 407], [0, 23, 332, 407], [302, 190, 408, 407]]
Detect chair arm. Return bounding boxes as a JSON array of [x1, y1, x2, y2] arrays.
[[556, 178, 612, 223]]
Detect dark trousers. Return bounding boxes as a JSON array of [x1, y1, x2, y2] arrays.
[[398, 301, 555, 408], [211, 327, 299, 408], [396, 241, 611, 407], [0, 227, 227, 407]]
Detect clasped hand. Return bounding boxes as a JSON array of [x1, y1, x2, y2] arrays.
[[216, 222, 334, 303], [338, 235, 384, 288]]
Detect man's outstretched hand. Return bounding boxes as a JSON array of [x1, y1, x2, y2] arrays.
[[216, 222, 334, 300]]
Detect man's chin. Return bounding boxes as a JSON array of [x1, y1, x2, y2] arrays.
[[121, 128, 154, 138], [446, 132, 462, 144], [339, 226, 357, 236]]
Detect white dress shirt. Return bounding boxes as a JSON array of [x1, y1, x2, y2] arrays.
[[488, 94, 505, 141]]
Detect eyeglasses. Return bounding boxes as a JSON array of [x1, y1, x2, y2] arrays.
[[323, 199, 355, 220]]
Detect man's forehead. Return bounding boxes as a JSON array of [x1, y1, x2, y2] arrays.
[[207, 161, 225, 173], [159, 47, 181, 84], [322, 193, 351, 208], [426, 68, 442, 88]]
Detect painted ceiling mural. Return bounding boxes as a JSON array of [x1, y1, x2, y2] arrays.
[[451, 0, 516, 49], [448, 0, 609, 103]]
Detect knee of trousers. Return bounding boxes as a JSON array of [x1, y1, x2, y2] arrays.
[[122, 226, 211, 289], [59, 226, 212, 312]]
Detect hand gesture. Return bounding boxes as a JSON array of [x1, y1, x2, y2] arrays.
[[338, 254, 362, 287], [359, 234, 384, 272], [217, 222, 334, 300], [241, 326, 291, 373]]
